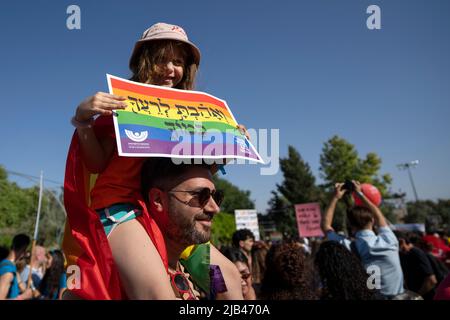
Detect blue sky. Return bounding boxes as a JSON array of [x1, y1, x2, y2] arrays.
[[1, 0, 449, 213]]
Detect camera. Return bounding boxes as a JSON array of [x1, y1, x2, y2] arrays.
[[342, 179, 355, 193]]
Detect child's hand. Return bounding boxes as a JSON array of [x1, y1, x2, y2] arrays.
[[75, 92, 128, 122], [236, 124, 250, 140]]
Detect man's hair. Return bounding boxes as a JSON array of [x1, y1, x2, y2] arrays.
[[346, 206, 374, 230], [11, 233, 30, 251], [232, 229, 255, 248], [141, 158, 212, 203]]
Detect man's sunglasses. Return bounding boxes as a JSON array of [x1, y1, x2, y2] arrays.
[[168, 188, 224, 208]]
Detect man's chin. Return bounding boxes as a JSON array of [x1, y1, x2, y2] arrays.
[[191, 227, 211, 244]]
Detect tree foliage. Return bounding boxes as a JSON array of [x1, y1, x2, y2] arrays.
[[0, 165, 65, 248], [210, 175, 254, 246], [211, 212, 236, 246], [405, 200, 450, 231], [212, 176, 254, 214], [267, 146, 320, 238], [266, 191, 296, 237], [319, 136, 393, 231], [319, 135, 392, 196]]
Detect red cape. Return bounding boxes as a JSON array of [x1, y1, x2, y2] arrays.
[[62, 122, 168, 300]]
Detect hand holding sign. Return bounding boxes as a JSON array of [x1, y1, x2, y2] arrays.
[[108, 75, 263, 163]]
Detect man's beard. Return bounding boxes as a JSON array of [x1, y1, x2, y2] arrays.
[[166, 201, 211, 245]]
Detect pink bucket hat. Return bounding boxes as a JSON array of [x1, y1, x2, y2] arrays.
[[129, 22, 201, 70]]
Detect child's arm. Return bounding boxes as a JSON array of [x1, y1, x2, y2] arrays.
[[74, 92, 127, 173]]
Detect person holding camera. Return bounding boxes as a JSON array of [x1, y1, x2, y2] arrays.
[[321, 180, 405, 299]]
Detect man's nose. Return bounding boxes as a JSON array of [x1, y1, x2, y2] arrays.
[[204, 195, 220, 215]]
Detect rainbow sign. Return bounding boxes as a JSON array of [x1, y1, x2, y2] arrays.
[[107, 75, 263, 163]]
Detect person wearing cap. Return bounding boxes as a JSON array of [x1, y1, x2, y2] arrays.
[[321, 181, 405, 299], [66, 23, 244, 299]]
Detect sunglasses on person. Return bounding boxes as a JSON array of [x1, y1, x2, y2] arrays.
[[240, 271, 251, 280], [170, 271, 197, 300], [168, 188, 224, 208]]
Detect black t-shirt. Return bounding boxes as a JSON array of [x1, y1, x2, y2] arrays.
[[426, 252, 449, 284], [400, 247, 434, 297]]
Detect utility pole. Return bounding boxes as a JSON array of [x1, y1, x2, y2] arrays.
[[397, 160, 419, 202]]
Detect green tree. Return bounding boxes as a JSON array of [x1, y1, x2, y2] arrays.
[[211, 212, 236, 246], [210, 176, 254, 246], [267, 146, 321, 238], [0, 166, 37, 246], [266, 191, 295, 237], [319, 136, 393, 230], [212, 176, 254, 214], [319, 135, 392, 195], [0, 165, 65, 247], [405, 200, 450, 230], [277, 146, 319, 204]]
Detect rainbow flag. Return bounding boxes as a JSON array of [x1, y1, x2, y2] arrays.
[[107, 75, 263, 163]]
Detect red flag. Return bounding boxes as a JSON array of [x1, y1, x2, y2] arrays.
[[62, 118, 167, 299]]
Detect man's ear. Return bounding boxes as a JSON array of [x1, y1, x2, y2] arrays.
[[148, 188, 166, 213]]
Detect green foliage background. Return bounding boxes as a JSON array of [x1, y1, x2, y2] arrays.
[[0, 166, 66, 248]]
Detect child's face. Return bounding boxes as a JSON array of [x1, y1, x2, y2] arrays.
[[152, 45, 185, 88]]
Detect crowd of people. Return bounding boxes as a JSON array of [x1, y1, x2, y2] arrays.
[[2, 180, 450, 300], [218, 227, 449, 300], [0, 235, 66, 300], [215, 181, 450, 300]]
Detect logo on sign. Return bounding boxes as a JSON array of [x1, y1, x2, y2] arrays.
[[125, 129, 148, 142]]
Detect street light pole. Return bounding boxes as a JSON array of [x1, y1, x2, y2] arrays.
[[397, 160, 419, 202]]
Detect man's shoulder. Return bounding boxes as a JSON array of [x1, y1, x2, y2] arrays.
[[0, 259, 16, 273], [326, 230, 352, 249], [359, 227, 397, 241], [410, 247, 428, 260]]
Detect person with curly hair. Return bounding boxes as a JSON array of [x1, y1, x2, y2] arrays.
[[260, 243, 317, 300], [315, 241, 380, 300]]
